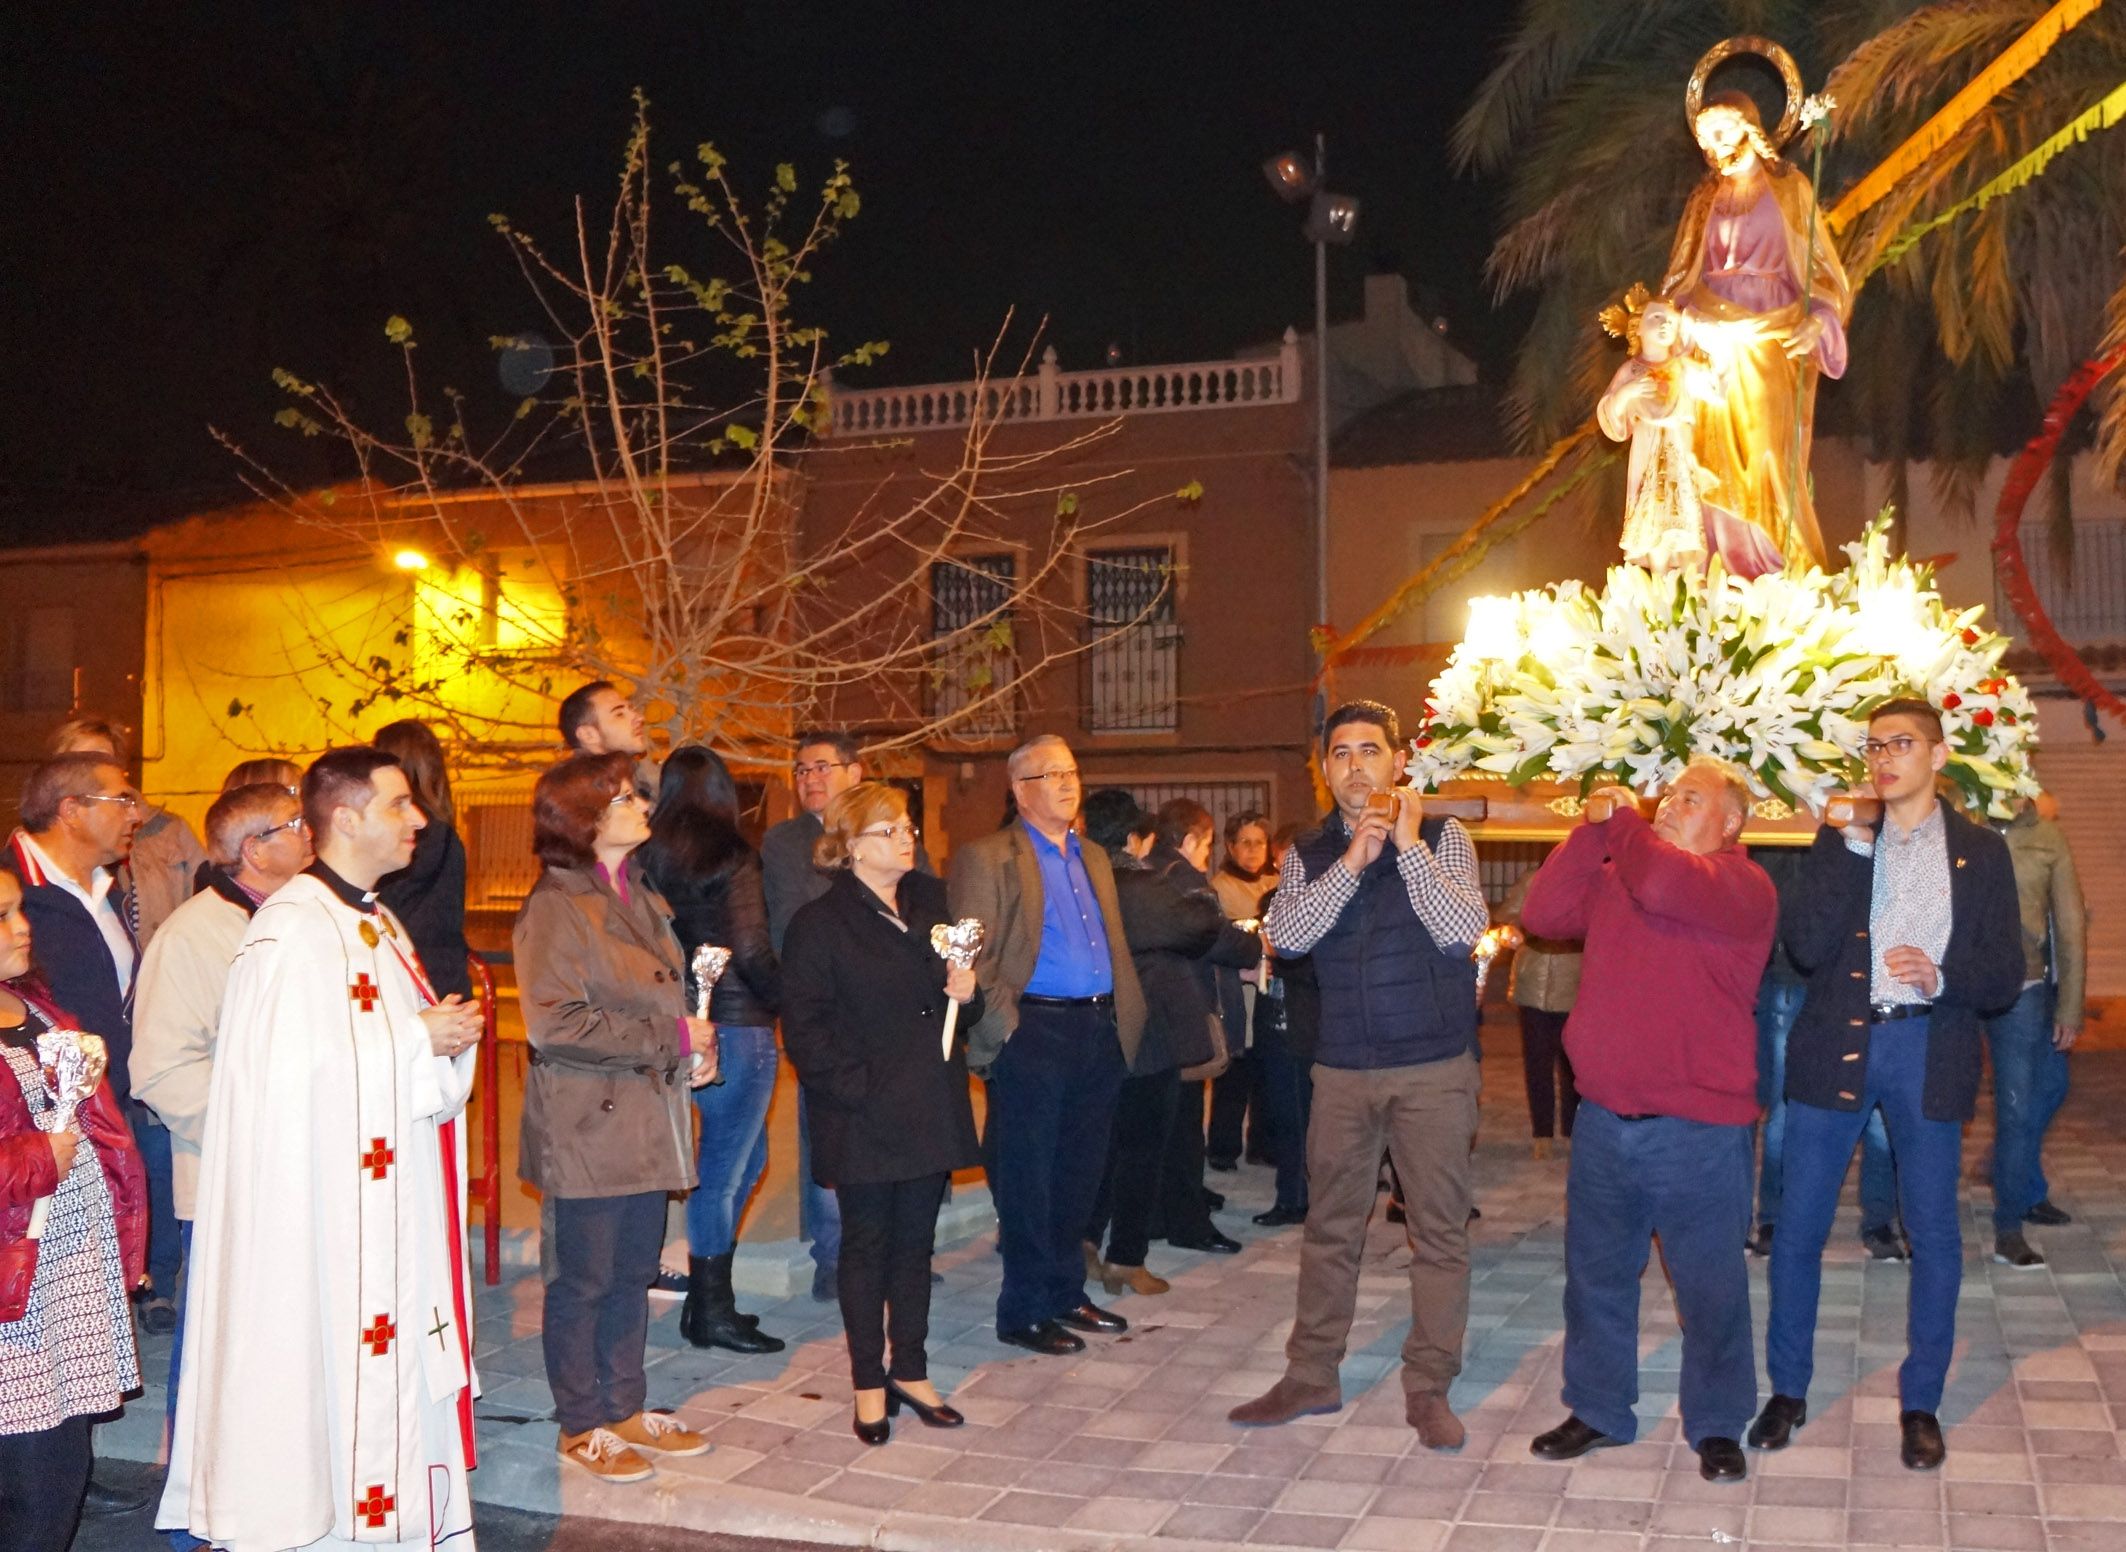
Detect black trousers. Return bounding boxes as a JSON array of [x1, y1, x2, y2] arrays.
[[837, 1172, 949, 1390], [984, 1001, 1127, 1331], [1518, 1007, 1580, 1139], [0, 1414, 90, 1552], [1158, 1079, 1218, 1243], [1091, 1068, 1180, 1267], [1207, 1049, 1265, 1165], [543, 1189, 664, 1435]]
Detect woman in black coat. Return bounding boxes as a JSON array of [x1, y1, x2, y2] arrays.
[[782, 781, 980, 1446], [374, 720, 474, 1000], [637, 745, 785, 1356]]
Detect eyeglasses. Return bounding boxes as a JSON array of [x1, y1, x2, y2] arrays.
[[76, 792, 142, 811], [1013, 767, 1080, 786], [608, 789, 647, 807], [857, 822, 919, 841], [250, 816, 307, 844], [1861, 735, 1933, 759], [793, 760, 853, 779]]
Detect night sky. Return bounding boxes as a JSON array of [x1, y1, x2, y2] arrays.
[[3, 3, 1514, 542]]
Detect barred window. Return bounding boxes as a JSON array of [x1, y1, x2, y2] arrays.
[[929, 553, 1018, 739], [1085, 547, 1181, 733]]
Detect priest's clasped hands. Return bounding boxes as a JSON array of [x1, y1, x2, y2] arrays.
[[420, 995, 485, 1058]]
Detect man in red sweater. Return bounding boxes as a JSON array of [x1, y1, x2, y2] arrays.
[[1521, 758, 1775, 1483]]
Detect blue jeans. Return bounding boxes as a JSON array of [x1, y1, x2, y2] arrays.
[[1768, 1018, 1964, 1412], [134, 1109, 181, 1295], [1755, 978, 1901, 1237], [1258, 1037, 1313, 1213], [1752, 976, 1806, 1228], [1562, 1102, 1756, 1447], [1987, 982, 2066, 1232], [685, 1025, 776, 1256], [797, 1088, 843, 1273]]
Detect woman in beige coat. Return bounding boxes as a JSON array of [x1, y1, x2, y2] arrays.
[[514, 752, 717, 1485]]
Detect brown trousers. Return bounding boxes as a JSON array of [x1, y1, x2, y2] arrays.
[[1284, 1052, 1480, 1395]]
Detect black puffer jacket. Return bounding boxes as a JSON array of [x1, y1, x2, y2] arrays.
[[638, 843, 780, 1027]]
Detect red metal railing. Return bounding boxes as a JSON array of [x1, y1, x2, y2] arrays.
[[467, 952, 504, 1285]]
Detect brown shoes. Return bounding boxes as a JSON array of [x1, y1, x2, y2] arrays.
[[1103, 1263, 1171, 1297], [608, 1409, 710, 1457], [1082, 1240, 1109, 1284], [558, 1426, 654, 1482], [1406, 1390, 1465, 1451], [1228, 1375, 1342, 1427]]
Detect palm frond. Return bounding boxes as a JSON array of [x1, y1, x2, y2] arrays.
[[2093, 257, 2126, 486]]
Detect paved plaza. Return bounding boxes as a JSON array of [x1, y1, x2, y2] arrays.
[[112, 1026, 2126, 1551]]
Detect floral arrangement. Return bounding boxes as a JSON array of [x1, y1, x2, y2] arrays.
[[1406, 514, 2039, 818]]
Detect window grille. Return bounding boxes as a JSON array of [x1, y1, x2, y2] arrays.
[[929, 554, 1019, 739], [1085, 548, 1181, 732], [1998, 520, 2126, 643]]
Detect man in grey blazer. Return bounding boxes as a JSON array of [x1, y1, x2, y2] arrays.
[[949, 735, 1147, 1354]]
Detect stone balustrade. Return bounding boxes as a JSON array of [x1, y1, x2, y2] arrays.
[[821, 332, 1302, 437]]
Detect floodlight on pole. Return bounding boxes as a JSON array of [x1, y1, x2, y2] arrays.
[[1261, 133, 1358, 705]]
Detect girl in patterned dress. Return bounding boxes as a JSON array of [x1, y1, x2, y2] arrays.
[[0, 868, 146, 1551]]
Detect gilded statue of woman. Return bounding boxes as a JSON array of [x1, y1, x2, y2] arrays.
[[1661, 87, 1851, 576]]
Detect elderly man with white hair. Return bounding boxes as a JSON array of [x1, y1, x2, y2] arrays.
[[1519, 757, 1777, 1484]]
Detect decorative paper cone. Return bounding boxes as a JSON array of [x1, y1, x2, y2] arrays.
[[26, 1197, 49, 1241], [940, 999, 959, 1061]]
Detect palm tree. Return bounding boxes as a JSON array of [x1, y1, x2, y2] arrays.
[[1457, 0, 2126, 535]]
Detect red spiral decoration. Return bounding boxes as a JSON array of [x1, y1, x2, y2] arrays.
[[1990, 346, 2126, 727]]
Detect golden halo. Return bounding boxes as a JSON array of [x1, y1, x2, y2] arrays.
[[1685, 35, 1804, 150]]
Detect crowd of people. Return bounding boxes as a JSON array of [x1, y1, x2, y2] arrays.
[[0, 683, 2091, 1546]]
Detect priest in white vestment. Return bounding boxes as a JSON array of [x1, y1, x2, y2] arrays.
[[160, 748, 488, 1551]]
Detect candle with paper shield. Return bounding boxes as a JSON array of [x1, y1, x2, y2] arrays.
[[689, 943, 732, 1086], [1471, 924, 1523, 1002], [27, 1027, 105, 1240], [929, 918, 986, 1060]]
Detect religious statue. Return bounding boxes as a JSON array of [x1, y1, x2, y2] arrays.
[[1638, 39, 1852, 577], [1597, 290, 1716, 572]]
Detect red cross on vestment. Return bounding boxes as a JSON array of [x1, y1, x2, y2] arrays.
[[359, 1138, 394, 1180], [362, 1314, 396, 1357], [349, 973, 380, 1012], [354, 1485, 394, 1528]]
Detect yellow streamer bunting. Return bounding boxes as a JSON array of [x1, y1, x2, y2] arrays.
[[1827, 0, 2106, 235], [1867, 79, 2126, 278]]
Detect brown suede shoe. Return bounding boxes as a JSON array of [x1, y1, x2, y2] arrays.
[[1228, 1375, 1342, 1427], [1406, 1390, 1465, 1451], [608, 1409, 710, 1457], [1082, 1240, 1109, 1284], [557, 1426, 654, 1482], [1102, 1263, 1171, 1297]]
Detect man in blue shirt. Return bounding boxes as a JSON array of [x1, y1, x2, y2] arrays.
[[949, 735, 1147, 1353]]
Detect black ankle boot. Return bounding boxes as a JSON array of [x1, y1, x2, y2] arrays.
[[680, 1253, 784, 1354]]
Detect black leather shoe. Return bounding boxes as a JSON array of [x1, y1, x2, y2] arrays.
[[1899, 1409, 1946, 1471], [1055, 1301, 1127, 1334], [1747, 1393, 1807, 1450], [2025, 1198, 2072, 1226], [998, 1321, 1085, 1356], [852, 1409, 891, 1446], [1529, 1415, 1624, 1461], [1861, 1225, 1911, 1262], [81, 1474, 154, 1517], [1201, 1187, 1226, 1211], [885, 1379, 965, 1428], [1254, 1205, 1306, 1227], [1170, 1231, 1242, 1254], [1206, 1157, 1238, 1173], [1696, 1436, 1747, 1481], [1745, 1223, 1774, 1258]]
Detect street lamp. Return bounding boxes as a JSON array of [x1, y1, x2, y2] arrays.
[[1263, 135, 1358, 679]]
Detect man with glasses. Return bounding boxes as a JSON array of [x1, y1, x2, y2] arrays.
[[1751, 698, 2021, 1472], [131, 781, 313, 1548], [763, 731, 934, 1300], [949, 735, 1146, 1355], [3, 751, 155, 1516], [1229, 701, 1489, 1451]]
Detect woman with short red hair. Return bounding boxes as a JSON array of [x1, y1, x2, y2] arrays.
[[513, 752, 717, 1485]]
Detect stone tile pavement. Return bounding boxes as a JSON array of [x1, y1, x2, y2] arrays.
[[111, 1030, 2126, 1551]]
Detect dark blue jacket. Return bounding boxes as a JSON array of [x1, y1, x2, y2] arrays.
[[3, 833, 138, 1106], [1293, 815, 1477, 1072], [1782, 799, 2022, 1122]]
